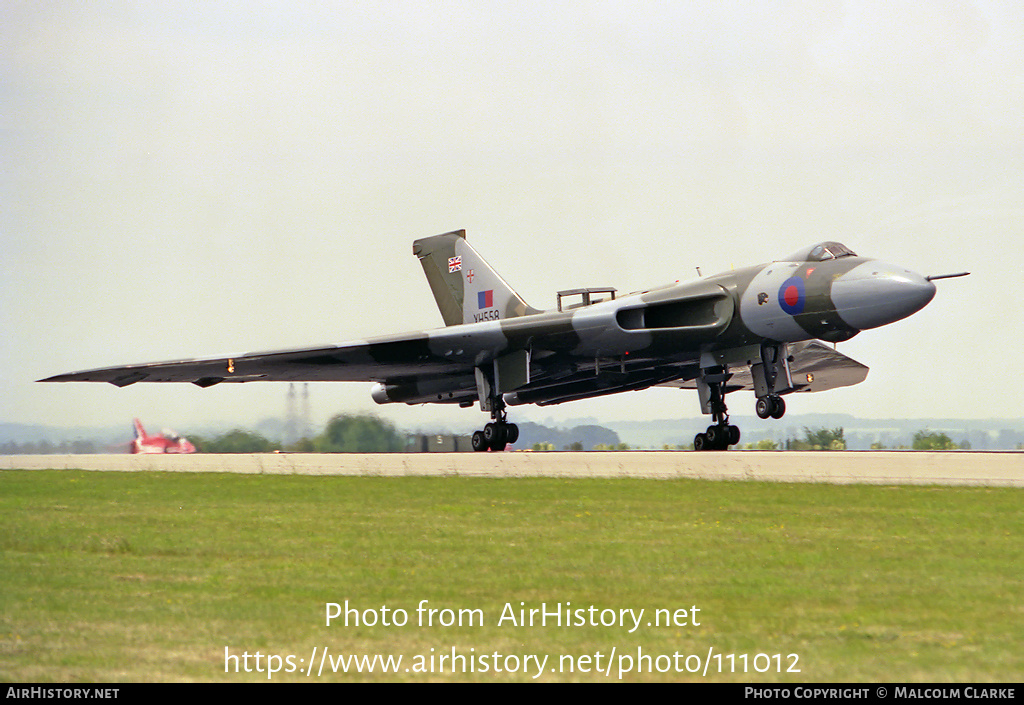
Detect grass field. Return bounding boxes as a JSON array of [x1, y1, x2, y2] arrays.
[[1, 469, 1021, 682]]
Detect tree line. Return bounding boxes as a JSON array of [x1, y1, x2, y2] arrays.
[[532, 428, 973, 451], [741, 428, 971, 451], [0, 421, 981, 454], [190, 414, 404, 453]]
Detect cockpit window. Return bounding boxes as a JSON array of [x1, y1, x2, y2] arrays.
[[819, 241, 857, 259], [784, 241, 857, 262]]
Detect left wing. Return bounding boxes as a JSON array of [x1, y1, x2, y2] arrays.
[[39, 328, 492, 389], [40, 329, 866, 401]]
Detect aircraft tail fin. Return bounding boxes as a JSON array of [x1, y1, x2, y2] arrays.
[[133, 418, 146, 440], [413, 230, 541, 326]]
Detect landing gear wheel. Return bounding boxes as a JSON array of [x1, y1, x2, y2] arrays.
[[474, 390, 518, 452], [756, 395, 786, 420], [483, 423, 502, 444], [483, 422, 508, 450], [728, 425, 741, 446], [697, 425, 733, 450], [705, 425, 721, 446]]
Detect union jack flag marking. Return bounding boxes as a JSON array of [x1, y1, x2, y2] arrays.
[[448, 256, 462, 273]]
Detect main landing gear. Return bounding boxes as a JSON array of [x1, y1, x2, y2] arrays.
[[693, 344, 792, 451], [693, 390, 789, 451], [694, 421, 741, 452], [471, 400, 519, 452], [753, 342, 788, 422], [692, 356, 789, 450], [694, 371, 741, 451], [755, 394, 786, 420]]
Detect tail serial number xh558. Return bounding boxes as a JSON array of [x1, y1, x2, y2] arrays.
[[42, 231, 967, 451]]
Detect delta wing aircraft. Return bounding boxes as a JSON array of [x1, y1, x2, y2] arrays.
[[42, 231, 966, 451]]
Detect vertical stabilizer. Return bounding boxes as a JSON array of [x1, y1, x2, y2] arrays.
[[413, 230, 541, 326]]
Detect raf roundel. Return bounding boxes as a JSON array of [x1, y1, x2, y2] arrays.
[[778, 276, 806, 315]]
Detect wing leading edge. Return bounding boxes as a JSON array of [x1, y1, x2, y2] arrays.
[[38, 330, 479, 388]]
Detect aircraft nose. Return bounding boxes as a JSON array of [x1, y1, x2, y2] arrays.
[[832, 261, 936, 331]]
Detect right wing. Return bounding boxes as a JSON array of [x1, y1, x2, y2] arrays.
[[667, 340, 869, 394]]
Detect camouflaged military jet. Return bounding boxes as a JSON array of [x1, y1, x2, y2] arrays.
[[41, 230, 966, 451]]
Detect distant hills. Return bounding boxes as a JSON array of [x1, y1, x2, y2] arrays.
[[604, 414, 1024, 451], [510, 422, 620, 450]]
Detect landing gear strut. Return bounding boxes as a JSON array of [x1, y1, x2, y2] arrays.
[[753, 343, 788, 421], [694, 368, 741, 451], [471, 399, 519, 452]]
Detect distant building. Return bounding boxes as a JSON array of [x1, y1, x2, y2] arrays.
[[405, 434, 475, 452]]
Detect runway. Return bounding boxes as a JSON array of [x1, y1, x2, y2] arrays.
[[2, 451, 1021, 486]]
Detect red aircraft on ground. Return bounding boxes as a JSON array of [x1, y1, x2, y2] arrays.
[[131, 418, 196, 454]]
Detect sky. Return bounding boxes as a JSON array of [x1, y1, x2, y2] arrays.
[[3, 1, 1022, 434]]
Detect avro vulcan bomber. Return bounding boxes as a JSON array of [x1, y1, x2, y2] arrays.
[[42, 230, 966, 451]]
